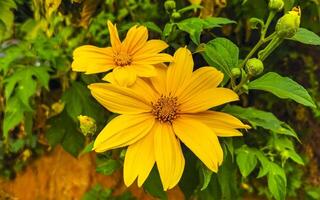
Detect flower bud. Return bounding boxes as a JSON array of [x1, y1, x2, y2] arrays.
[[268, 0, 284, 12], [171, 11, 181, 19], [78, 115, 97, 136], [275, 7, 301, 38], [231, 67, 241, 78], [164, 0, 176, 10], [245, 58, 264, 76]]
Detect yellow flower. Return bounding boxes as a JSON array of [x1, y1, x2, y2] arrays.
[[88, 47, 250, 190], [72, 20, 173, 86]]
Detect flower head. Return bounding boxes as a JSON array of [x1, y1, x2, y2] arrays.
[[72, 21, 173, 86], [88, 47, 250, 190]]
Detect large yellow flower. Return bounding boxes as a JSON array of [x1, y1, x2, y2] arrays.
[[88, 47, 250, 190], [72, 21, 173, 86]]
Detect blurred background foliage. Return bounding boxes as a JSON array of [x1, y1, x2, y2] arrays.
[[0, 0, 320, 199]]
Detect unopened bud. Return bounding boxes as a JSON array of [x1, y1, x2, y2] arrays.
[[78, 115, 97, 136], [171, 12, 181, 19], [231, 68, 241, 78], [268, 0, 284, 12], [276, 7, 301, 38], [164, 0, 176, 10], [245, 58, 264, 76]]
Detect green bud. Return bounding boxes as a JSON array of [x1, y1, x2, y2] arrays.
[[268, 0, 284, 12], [231, 67, 241, 78], [171, 12, 181, 19], [276, 7, 301, 38], [164, 0, 176, 10], [245, 58, 264, 76], [78, 115, 97, 136]]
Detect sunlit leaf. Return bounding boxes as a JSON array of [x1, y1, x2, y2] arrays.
[[248, 72, 316, 108]]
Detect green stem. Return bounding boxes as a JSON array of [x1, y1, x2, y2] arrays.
[[258, 36, 283, 61], [234, 74, 251, 93]]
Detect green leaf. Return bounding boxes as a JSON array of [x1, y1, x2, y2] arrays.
[[46, 111, 85, 157], [0, 0, 17, 39], [217, 153, 240, 199], [4, 66, 50, 109], [202, 17, 236, 29], [143, 167, 168, 199], [163, 23, 174, 37], [255, 150, 272, 178], [142, 22, 162, 34], [199, 165, 213, 191], [3, 96, 26, 138], [177, 18, 203, 45], [248, 72, 316, 108], [96, 159, 120, 175], [291, 28, 320, 45], [223, 105, 299, 139], [79, 142, 94, 157], [62, 81, 107, 123], [81, 184, 112, 200], [267, 163, 287, 200], [236, 146, 257, 177], [203, 38, 239, 78]]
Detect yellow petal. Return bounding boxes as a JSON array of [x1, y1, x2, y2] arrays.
[[173, 116, 223, 171], [122, 25, 148, 54], [154, 122, 185, 190], [93, 114, 154, 152], [179, 88, 239, 113], [150, 63, 168, 95], [129, 78, 158, 103], [185, 111, 250, 137], [107, 20, 122, 52], [124, 131, 155, 187], [102, 72, 116, 84], [166, 47, 193, 96], [132, 53, 173, 65], [133, 40, 169, 57], [112, 66, 137, 87], [88, 83, 151, 114], [72, 45, 114, 74], [131, 64, 157, 77], [178, 67, 224, 102]]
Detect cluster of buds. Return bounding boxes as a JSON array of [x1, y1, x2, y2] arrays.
[[164, 0, 181, 19]]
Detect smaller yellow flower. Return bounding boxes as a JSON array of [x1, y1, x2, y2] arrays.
[[72, 21, 173, 86]]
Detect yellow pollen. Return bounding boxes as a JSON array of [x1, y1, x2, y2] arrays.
[[113, 52, 132, 67], [151, 95, 179, 123]]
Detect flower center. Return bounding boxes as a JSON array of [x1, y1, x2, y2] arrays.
[[151, 95, 179, 123], [113, 52, 132, 67]]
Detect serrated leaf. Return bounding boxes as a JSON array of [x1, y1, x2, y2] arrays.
[[4, 66, 50, 109], [236, 146, 257, 177], [267, 163, 287, 200], [248, 72, 316, 108], [223, 105, 299, 139], [203, 37, 239, 78], [291, 28, 320, 45], [255, 150, 272, 178], [3, 96, 26, 138]]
